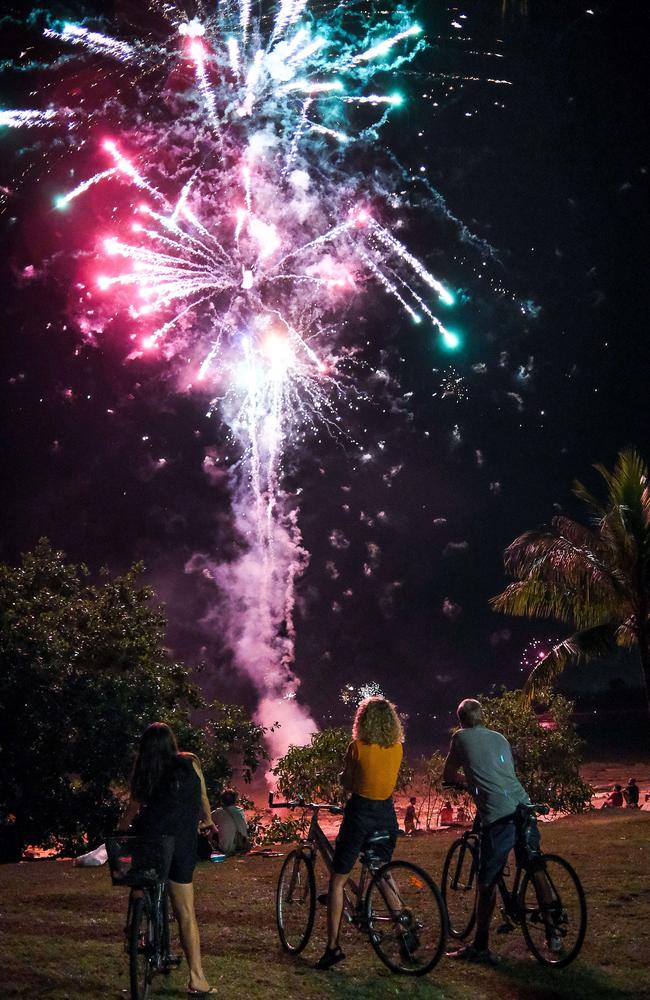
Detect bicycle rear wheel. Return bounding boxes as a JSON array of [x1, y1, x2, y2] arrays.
[[276, 849, 316, 954], [441, 838, 478, 939], [365, 860, 447, 975], [129, 894, 154, 1000], [520, 853, 587, 967]]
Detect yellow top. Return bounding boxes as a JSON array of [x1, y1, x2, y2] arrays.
[[344, 739, 403, 800]]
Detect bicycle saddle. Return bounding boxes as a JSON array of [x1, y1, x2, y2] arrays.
[[364, 830, 391, 846], [360, 829, 391, 868]]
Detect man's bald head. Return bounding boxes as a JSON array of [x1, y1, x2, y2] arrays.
[[457, 698, 483, 728]]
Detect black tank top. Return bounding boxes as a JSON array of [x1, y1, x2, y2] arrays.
[[135, 754, 201, 842]]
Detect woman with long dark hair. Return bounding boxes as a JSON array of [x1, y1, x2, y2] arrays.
[[119, 722, 217, 996]]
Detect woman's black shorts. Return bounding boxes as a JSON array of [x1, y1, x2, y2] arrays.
[[332, 794, 398, 875]]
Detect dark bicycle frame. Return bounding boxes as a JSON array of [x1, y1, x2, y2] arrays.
[[273, 797, 401, 930], [126, 879, 172, 971], [448, 811, 553, 928]]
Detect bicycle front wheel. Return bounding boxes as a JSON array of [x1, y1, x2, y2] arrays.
[[520, 853, 587, 967], [129, 894, 154, 1000], [276, 849, 316, 954], [365, 860, 447, 976], [441, 838, 478, 939]]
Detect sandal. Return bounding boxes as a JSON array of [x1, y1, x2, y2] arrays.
[[187, 985, 218, 996], [314, 945, 346, 970]]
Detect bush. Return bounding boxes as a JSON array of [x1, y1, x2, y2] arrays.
[[273, 727, 413, 808], [479, 687, 593, 813], [417, 751, 475, 829]]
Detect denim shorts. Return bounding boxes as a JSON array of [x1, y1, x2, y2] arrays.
[[478, 811, 541, 887], [331, 794, 398, 875]]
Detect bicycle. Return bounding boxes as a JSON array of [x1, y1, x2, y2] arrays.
[[270, 793, 447, 976], [106, 834, 181, 1000], [441, 800, 587, 967]]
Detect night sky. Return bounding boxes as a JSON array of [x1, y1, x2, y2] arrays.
[[1, 1, 648, 748]]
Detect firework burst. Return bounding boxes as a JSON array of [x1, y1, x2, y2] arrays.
[[2, 1, 462, 754]]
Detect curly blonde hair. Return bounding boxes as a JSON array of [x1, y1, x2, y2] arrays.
[[353, 696, 404, 748]]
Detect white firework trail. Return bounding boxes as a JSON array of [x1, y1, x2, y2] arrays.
[[2, 1, 463, 757]]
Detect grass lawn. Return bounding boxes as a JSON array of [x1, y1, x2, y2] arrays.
[[1, 810, 649, 999]]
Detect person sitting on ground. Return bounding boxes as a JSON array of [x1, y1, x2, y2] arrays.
[[456, 803, 470, 825], [443, 698, 558, 965], [439, 800, 454, 826], [119, 722, 218, 996], [623, 778, 639, 808], [315, 696, 403, 971], [404, 796, 417, 835], [603, 784, 625, 808], [211, 789, 250, 855]]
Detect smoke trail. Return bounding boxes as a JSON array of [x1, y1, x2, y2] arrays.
[[2, 4, 469, 758]]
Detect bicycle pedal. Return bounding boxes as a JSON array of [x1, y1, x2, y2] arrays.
[[317, 893, 329, 906], [496, 922, 515, 935], [163, 954, 182, 968]]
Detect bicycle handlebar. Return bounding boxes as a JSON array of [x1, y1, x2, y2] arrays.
[[268, 792, 344, 815]]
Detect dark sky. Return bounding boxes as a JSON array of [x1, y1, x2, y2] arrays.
[[1, 1, 648, 746]]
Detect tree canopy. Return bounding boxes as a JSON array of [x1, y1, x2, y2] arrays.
[[492, 449, 650, 714], [480, 688, 592, 813], [0, 540, 268, 859], [273, 728, 413, 806]]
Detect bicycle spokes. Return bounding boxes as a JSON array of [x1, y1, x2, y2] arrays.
[[520, 855, 587, 967], [366, 861, 446, 975], [442, 838, 477, 940], [276, 850, 316, 954]]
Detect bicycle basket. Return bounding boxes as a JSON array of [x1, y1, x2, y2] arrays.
[[105, 835, 174, 887]]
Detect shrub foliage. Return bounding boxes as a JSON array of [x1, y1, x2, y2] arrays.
[[479, 687, 592, 813]]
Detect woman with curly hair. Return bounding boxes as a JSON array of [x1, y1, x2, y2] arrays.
[[316, 696, 404, 970]]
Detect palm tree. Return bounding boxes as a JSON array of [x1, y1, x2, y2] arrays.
[[492, 449, 650, 716]]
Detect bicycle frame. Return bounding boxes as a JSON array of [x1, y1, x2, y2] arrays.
[[297, 809, 368, 924], [127, 879, 171, 970], [276, 799, 399, 929], [448, 819, 543, 924]]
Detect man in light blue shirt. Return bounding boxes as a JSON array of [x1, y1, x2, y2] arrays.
[[443, 698, 553, 963]]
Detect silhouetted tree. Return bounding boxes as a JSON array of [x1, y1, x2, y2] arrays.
[[492, 450, 650, 717], [0, 540, 268, 859]]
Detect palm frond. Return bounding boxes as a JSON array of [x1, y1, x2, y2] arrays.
[[522, 624, 616, 703], [595, 450, 650, 547], [491, 580, 577, 623], [491, 579, 620, 629], [615, 618, 639, 649], [503, 527, 623, 604]]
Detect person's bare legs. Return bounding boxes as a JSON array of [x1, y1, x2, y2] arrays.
[[532, 868, 559, 942], [326, 873, 348, 949], [168, 880, 212, 992], [473, 883, 497, 952]]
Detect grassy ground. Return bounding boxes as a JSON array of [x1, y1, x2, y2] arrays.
[[1, 810, 649, 1000]]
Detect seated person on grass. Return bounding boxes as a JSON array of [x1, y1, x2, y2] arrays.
[[624, 778, 639, 808], [439, 801, 454, 826], [315, 696, 403, 971], [603, 784, 625, 808], [212, 789, 250, 855]]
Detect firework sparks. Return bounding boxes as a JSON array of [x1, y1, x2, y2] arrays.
[[2, 2, 463, 755], [519, 638, 559, 674], [340, 681, 386, 706], [433, 368, 468, 401]]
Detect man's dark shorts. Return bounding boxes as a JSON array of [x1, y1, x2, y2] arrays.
[[478, 811, 541, 887], [332, 793, 398, 875]]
